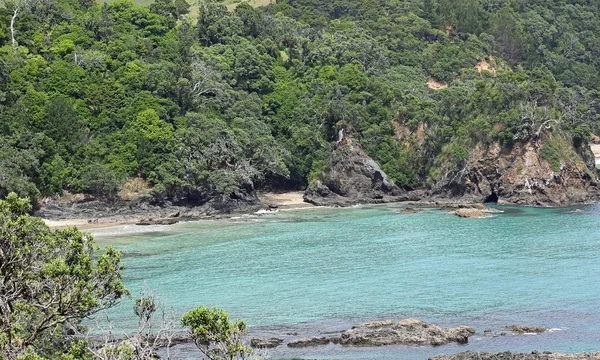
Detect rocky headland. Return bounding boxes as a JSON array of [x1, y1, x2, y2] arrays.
[[303, 135, 408, 206], [429, 138, 600, 206], [304, 131, 600, 208]]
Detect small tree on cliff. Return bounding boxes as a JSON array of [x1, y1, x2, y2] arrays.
[[0, 192, 128, 359], [181, 306, 252, 360]]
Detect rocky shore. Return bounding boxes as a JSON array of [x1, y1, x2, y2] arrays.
[[34, 136, 600, 227], [248, 319, 476, 349], [431, 351, 600, 360], [35, 190, 287, 229]]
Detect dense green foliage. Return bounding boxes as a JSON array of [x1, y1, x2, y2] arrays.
[[0, 0, 599, 202], [181, 306, 252, 360], [0, 193, 127, 359]]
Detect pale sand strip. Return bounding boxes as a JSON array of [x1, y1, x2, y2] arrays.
[[257, 191, 313, 209]]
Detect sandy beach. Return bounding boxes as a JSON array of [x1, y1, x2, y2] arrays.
[[257, 191, 314, 209]]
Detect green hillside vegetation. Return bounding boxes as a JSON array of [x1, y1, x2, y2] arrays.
[[0, 0, 599, 208]]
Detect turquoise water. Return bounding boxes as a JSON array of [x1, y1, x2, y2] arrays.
[[95, 203, 600, 359]]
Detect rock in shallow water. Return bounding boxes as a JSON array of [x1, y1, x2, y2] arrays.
[[430, 351, 600, 360], [340, 318, 475, 346], [508, 325, 548, 333], [454, 208, 493, 218]]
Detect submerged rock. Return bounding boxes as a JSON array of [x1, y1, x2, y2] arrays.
[[340, 318, 475, 346], [430, 351, 600, 360], [250, 337, 283, 348], [304, 134, 406, 206], [396, 208, 424, 214], [508, 325, 548, 333]]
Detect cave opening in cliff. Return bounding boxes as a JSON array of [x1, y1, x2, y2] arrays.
[[485, 192, 499, 203]]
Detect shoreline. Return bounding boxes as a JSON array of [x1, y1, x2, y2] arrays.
[[41, 190, 597, 231], [43, 191, 315, 231]]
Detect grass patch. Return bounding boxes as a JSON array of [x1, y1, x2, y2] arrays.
[[539, 137, 565, 172]]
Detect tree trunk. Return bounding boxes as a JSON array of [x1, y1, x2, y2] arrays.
[[10, 8, 18, 48]]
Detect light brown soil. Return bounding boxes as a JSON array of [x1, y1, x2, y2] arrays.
[[427, 77, 448, 90], [258, 191, 313, 209], [475, 58, 497, 75]]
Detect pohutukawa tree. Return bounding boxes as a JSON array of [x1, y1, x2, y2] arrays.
[[0, 193, 128, 359], [181, 306, 252, 360]]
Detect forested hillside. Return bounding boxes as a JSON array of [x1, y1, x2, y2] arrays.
[[1, 0, 599, 208]]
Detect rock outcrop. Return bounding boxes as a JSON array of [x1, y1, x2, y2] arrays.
[[432, 138, 600, 206], [304, 135, 406, 206], [35, 184, 263, 222], [340, 318, 475, 346], [430, 351, 600, 360], [454, 208, 493, 218]]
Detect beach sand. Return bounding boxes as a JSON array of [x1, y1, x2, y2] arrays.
[[258, 191, 314, 209]]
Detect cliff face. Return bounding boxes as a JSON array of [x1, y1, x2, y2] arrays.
[[431, 137, 600, 206], [304, 136, 406, 206]]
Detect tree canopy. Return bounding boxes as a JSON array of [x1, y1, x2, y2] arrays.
[[0, 0, 598, 202], [0, 193, 127, 359]]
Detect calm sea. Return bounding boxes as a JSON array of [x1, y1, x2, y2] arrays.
[[92, 203, 600, 359]]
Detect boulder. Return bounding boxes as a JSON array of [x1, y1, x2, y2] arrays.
[[250, 337, 283, 348], [340, 319, 475, 346]]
